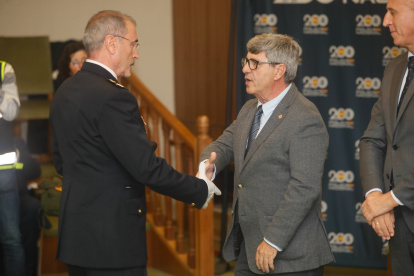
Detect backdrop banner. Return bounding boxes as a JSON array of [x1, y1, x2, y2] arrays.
[[236, 0, 401, 269]]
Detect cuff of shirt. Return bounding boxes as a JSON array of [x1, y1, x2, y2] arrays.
[[264, 238, 282, 252], [201, 159, 216, 181], [391, 190, 404, 206], [365, 188, 382, 198]]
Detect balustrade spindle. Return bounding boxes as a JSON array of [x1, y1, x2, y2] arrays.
[[163, 122, 175, 240]]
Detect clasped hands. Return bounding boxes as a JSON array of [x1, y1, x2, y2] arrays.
[[362, 191, 398, 240], [197, 152, 221, 209]]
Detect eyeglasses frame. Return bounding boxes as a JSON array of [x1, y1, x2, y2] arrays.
[[241, 57, 280, 70], [113, 35, 140, 50]]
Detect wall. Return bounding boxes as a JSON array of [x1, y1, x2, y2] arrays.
[[173, 0, 233, 139], [0, 0, 175, 113]]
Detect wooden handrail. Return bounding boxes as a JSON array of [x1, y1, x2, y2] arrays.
[[122, 73, 197, 149], [121, 73, 215, 276]]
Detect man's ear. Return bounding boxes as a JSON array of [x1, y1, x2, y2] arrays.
[[105, 35, 118, 55], [274, 64, 287, 81]]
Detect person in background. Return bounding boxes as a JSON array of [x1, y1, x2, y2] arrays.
[[28, 41, 87, 155], [0, 60, 25, 275], [200, 33, 334, 275], [360, 0, 414, 275], [15, 137, 41, 276], [54, 41, 87, 89]]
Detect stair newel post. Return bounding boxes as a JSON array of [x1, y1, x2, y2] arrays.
[[195, 115, 215, 276]]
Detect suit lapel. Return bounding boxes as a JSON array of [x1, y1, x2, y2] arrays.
[[396, 56, 414, 123], [389, 54, 408, 131], [241, 85, 297, 170], [234, 101, 258, 174]]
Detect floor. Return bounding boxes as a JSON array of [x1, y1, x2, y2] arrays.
[[43, 265, 388, 276], [148, 265, 388, 276]]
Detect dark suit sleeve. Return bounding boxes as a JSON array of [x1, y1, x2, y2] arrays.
[[200, 120, 235, 172], [200, 100, 256, 171], [98, 90, 208, 208], [359, 85, 387, 194]]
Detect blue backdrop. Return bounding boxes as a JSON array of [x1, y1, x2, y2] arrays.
[[236, 0, 403, 269]]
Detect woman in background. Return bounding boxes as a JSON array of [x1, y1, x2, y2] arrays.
[[54, 41, 87, 89]]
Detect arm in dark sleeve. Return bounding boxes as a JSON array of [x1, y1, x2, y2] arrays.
[[99, 91, 208, 208], [359, 87, 387, 194]]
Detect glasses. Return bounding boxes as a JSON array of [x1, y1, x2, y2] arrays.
[[241, 57, 280, 70], [71, 58, 86, 67], [113, 35, 140, 50]]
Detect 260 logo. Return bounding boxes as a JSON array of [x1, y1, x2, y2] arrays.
[[328, 232, 354, 245], [274, 0, 386, 3], [383, 46, 407, 59], [329, 108, 355, 121], [354, 139, 360, 159], [274, 0, 334, 4], [329, 45, 355, 58], [328, 170, 355, 183], [303, 14, 329, 27], [254, 14, 277, 26], [343, 0, 387, 3], [355, 202, 363, 216], [356, 14, 382, 27], [356, 77, 381, 90], [303, 76, 328, 89]]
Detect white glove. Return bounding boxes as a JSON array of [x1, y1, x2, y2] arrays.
[[198, 161, 222, 209]]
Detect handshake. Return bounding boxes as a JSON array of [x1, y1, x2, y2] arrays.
[[197, 156, 221, 209]]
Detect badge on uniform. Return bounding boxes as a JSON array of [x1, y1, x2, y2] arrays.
[[108, 79, 126, 89]]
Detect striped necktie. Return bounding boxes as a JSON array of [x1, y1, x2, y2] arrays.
[[245, 105, 263, 157], [397, 56, 414, 116]]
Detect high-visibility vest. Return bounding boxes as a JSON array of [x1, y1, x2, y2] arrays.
[[0, 60, 5, 84], [0, 60, 16, 165]]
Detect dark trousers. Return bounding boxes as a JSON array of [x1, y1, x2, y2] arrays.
[[19, 194, 41, 276], [0, 169, 25, 276], [389, 206, 414, 276], [234, 239, 324, 276], [67, 264, 147, 276]]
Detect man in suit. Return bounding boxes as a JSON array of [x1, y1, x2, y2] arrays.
[[200, 33, 334, 275], [360, 0, 414, 274], [50, 10, 219, 276]]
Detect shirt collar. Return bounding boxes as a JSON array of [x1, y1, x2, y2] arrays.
[[85, 59, 118, 80], [258, 83, 292, 117]]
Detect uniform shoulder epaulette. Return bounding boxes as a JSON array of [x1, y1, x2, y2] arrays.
[[107, 79, 128, 89]]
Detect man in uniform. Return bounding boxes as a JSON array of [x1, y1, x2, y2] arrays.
[[50, 10, 220, 275]]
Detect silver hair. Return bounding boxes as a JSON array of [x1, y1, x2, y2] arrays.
[[247, 33, 300, 83], [83, 10, 136, 56]]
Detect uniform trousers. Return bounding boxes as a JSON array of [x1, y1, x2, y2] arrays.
[[389, 206, 414, 276]]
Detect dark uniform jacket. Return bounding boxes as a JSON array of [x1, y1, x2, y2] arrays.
[[50, 62, 207, 268]]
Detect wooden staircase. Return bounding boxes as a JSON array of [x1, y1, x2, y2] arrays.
[[121, 74, 215, 276]]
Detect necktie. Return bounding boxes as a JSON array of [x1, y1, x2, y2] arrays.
[[245, 105, 263, 156], [397, 56, 414, 116]]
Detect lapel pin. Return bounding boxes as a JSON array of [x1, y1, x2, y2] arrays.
[[278, 114, 283, 119]]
